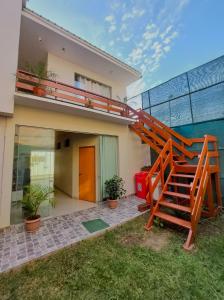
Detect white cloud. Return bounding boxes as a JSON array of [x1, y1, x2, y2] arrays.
[[177, 0, 190, 11], [128, 47, 144, 64], [143, 28, 159, 41], [102, 0, 190, 98], [108, 24, 116, 33], [160, 25, 173, 39], [163, 31, 178, 44], [163, 45, 171, 52], [105, 14, 117, 33], [122, 7, 145, 21], [121, 34, 132, 42], [105, 15, 115, 22], [120, 23, 127, 32]]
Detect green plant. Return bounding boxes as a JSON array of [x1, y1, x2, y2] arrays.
[[25, 61, 57, 86], [105, 175, 126, 200], [21, 184, 54, 220], [153, 217, 164, 228]]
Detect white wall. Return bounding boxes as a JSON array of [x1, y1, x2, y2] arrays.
[[47, 53, 127, 102], [54, 132, 73, 196], [0, 0, 23, 115]]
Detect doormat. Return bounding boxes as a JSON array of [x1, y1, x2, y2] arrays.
[[82, 218, 109, 233]]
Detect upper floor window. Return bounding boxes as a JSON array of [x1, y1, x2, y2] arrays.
[[74, 73, 112, 98]]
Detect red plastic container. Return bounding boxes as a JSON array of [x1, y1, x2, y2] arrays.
[[135, 171, 148, 199]]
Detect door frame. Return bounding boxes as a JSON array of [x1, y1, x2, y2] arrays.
[[79, 146, 96, 202]]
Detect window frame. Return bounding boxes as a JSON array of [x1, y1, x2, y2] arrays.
[[74, 73, 112, 98]]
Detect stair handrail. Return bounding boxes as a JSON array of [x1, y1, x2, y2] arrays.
[[139, 110, 193, 146], [145, 139, 173, 205], [190, 136, 211, 233], [190, 135, 209, 209], [127, 107, 197, 159], [191, 135, 219, 219]]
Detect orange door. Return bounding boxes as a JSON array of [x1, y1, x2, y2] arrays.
[[79, 146, 96, 202]]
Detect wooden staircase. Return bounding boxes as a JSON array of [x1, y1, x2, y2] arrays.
[[128, 107, 222, 250]]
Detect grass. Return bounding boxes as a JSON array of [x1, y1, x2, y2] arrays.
[[0, 213, 224, 300]]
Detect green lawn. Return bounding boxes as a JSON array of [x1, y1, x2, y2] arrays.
[[0, 213, 224, 300]]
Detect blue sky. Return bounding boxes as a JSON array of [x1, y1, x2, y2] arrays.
[[27, 0, 224, 98]]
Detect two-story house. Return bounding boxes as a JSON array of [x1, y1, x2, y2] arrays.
[[0, 1, 150, 228]]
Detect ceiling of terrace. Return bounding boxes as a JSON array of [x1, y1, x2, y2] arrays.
[[18, 11, 141, 86]]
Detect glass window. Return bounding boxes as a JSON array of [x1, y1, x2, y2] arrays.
[[150, 73, 189, 105], [74, 73, 112, 98], [151, 102, 170, 126], [11, 126, 55, 224], [170, 95, 192, 127], [142, 91, 150, 109], [144, 107, 151, 115], [188, 56, 224, 92], [191, 82, 224, 123]]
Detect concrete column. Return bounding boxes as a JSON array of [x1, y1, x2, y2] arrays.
[[0, 0, 23, 115]]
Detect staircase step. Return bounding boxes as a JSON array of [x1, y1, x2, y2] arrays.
[[172, 173, 194, 179], [154, 211, 191, 229], [175, 160, 187, 164], [159, 200, 191, 212], [175, 165, 197, 174], [168, 182, 191, 188], [163, 191, 190, 199]]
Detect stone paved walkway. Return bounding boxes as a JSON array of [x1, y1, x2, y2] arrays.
[[0, 196, 144, 273]]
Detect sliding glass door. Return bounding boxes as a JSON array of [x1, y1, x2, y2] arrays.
[[99, 136, 118, 200], [11, 126, 55, 224]]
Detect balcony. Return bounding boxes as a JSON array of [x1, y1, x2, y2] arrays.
[[15, 70, 136, 124]]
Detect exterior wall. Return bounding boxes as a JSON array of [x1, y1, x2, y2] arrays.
[[0, 0, 23, 115], [0, 105, 150, 228], [0, 117, 7, 226], [47, 53, 126, 101], [54, 132, 73, 196], [0, 116, 15, 228]]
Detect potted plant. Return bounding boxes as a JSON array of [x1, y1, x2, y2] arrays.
[[25, 61, 56, 97], [21, 184, 54, 232], [105, 175, 126, 209], [85, 98, 94, 108]]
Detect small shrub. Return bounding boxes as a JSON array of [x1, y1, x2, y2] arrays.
[[105, 175, 126, 200]]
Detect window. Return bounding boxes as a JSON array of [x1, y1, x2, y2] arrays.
[[74, 73, 112, 98]]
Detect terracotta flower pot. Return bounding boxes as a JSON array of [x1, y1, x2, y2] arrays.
[[25, 215, 41, 232], [108, 199, 118, 209], [33, 86, 46, 97]]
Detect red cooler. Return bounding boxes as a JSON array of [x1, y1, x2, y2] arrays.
[[135, 171, 148, 199]]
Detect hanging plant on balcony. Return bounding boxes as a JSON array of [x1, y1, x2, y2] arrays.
[[25, 61, 57, 97], [105, 175, 126, 209]]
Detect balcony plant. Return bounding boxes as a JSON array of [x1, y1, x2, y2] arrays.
[[21, 184, 54, 232], [105, 175, 126, 209], [25, 61, 56, 97]]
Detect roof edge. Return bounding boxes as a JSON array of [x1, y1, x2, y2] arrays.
[[22, 8, 142, 80], [22, 0, 28, 8]]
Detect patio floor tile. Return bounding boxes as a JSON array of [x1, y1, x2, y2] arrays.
[[0, 195, 144, 273]]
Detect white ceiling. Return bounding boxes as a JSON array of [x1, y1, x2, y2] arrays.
[[18, 11, 141, 85]]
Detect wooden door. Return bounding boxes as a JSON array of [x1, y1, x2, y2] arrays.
[[79, 146, 96, 202]]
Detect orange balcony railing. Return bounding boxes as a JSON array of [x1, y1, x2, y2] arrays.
[[16, 70, 130, 117]]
